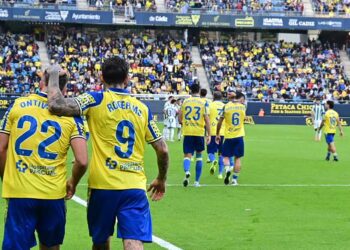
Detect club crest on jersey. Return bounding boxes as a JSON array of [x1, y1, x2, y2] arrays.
[[105, 157, 118, 170], [16, 160, 28, 173]]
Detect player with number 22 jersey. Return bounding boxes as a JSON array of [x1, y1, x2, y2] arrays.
[[0, 74, 87, 250]]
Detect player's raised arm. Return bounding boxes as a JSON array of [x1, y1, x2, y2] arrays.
[[66, 137, 88, 199], [0, 133, 9, 180], [148, 138, 169, 201], [46, 64, 81, 117]]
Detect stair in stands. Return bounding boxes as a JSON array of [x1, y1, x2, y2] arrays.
[[302, 0, 314, 15], [77, 0, 89, 10], [37, 41, 51, 70], [340, 50, 350, 78], [155, 0, 167, 12], [192, 46, 213, 99]]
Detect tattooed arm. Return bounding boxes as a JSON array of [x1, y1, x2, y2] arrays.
[[47, 65, 81, 117], [147, 138, 169, 201]]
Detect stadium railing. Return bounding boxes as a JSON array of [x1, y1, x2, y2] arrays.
[[0, 1, 77, 9], [174, 8, 303, 16], [132, 94, 191, 100]]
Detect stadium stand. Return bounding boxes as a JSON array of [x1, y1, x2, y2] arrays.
[[0, 0, 77, 6], [313, 0, 350, 15], [166, 0, 304, 14], [200, 37, 350, 102], [87, 0, 156, 12], [0, 33, 41, 96], [46, 30, 196, 95]]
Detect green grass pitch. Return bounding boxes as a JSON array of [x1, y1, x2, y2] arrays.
[[1, 124, 350, 249]]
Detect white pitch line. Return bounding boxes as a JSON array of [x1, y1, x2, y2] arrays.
[[71, 195, 183, 250], [164, 184, 350, 187], [78, 183, 350, 187]]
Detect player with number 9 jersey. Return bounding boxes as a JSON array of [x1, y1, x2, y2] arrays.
[[75, 89, 162, 191], [46, 58, 169, 249]]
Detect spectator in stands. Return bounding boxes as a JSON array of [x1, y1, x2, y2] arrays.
[[0, 33, 41, 95], [200, 37, 349, 102], [166, 0, 303, 14], [46, 30, 196, 95]]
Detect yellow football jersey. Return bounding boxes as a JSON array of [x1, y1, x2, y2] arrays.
[[209, 101, 225, 136], [0, 92, 85, 199], [323, 109, 339, 134], [83, 116, 90, 133], [74, 88, 162, 191], [181, 96, 209, 136], [222, 102, 246, 139]]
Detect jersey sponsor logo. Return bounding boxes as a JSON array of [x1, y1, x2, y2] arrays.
[[29, 165, 57, 176], [105, 157, 143, 172], [15, 160, 57, 176], [120, 162, 144, 172]]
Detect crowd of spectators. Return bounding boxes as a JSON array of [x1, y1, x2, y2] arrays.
[[200, 37, 350, 103], [0, 0, 76, 6], [313, 0, 350, 15], [0, 33, 41, 96], [88, 0, 156, 12], [46, 30, 196, 96], [166, 0, 303, 14]]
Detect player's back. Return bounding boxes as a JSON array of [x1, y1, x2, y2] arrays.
[[181, 96, 208, 136], [223, 102, 246, 139], [80, 89, 161, 190], [324, 109, 339, 134], [166, 104, 178, 118], [0, 92, 84, 199], [313, 104, 325, 121], [209, 101, 225, 136]]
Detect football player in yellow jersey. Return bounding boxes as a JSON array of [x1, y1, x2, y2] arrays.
[[207, 92, 226, 179], [0, 72, 88, 250], [179, 84, 210, 187], [200, 88, 212, 163], [216, 92, 246, 186], [318, 100, 344, 161], [46, 57, 169, 250]]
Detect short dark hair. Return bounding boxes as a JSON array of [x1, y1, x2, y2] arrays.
[[190, 83, 200, 94], [327, 100, 334, 109], [235, 92, 245, 100], [44, 71, 68, 91], [213, 91, 222, 101], [171, 99, 177, 104], [102, 57, 129, 86], [200, 89, 208, 98]]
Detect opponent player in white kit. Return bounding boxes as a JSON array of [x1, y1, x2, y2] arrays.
[[164, 99, 179, 142], [311, 97, 325, 141]]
